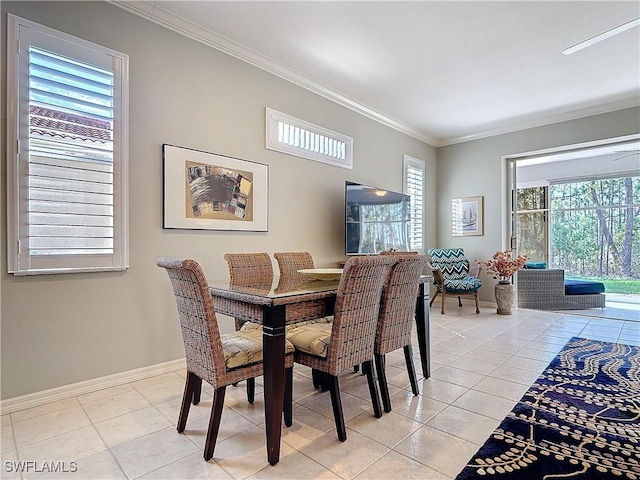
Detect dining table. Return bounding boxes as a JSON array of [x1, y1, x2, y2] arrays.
[[209, 273, 431, 466]]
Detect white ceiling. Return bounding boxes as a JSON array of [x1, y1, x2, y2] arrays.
[[517, 150, 640, 184], [114, 1, 640, 147]]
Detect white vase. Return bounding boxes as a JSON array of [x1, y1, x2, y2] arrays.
[[495, 281, 514, 315]]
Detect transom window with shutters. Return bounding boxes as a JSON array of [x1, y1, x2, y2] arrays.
[[403, 155, 425, 253], [6, 14, 129, 275], [265, 108, 353, 170]]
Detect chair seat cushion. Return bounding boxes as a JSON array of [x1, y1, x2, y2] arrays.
[[239, 322, 262, 331], [241, 317, 333, 333], [444, 277, 481, 293], [564, 279, 605, 295], [221, 330, 294, 369], [286, 321, 332, 358], [291, 316, 333, 328]]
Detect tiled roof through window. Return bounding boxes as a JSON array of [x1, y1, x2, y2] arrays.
[[29, 105, 111, 142]]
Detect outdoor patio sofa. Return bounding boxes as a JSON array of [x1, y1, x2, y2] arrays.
[[517, 267, 605, 310]]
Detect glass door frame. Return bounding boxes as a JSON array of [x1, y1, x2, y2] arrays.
[[502, 133, 640, 301]]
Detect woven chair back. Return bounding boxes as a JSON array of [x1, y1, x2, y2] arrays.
[[156, 257, 226, 385], [375, 255, 429, 354], [326, 255, 394, 374], [224, 252, 273, 288], [274, 251, 315, 286]]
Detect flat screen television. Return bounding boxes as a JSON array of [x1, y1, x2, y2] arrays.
[[345, 181, 411, 255]]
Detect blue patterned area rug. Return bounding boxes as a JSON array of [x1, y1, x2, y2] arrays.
[[455, 337, 640, 479]]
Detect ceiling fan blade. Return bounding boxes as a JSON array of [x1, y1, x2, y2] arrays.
[[563, 17, 640, 55]]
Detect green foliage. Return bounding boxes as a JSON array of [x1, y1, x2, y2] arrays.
[[549, 176, 639, 280], [517, 187, 547, 262]]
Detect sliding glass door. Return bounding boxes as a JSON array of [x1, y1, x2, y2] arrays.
[[507, 135, 640, 304], [516, 186, 549, 264]]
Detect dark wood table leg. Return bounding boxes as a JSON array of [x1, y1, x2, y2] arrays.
[[415, 283, 431, 379], [262, 304, 286, 466]]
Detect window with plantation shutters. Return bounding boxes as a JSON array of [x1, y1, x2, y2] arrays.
[[266, 108, 353, 169], [403, 155, 425, 253], [7, 15, 129, 275]]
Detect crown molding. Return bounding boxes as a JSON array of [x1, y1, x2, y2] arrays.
[[438, 98, 640, 147], [108, 1, 639, 149], [109, 0, 439, 147]]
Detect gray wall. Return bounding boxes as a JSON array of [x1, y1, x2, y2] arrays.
[[0, 1, 436, 399], [437, 107, 640, 301], [2, 1, 638, 401]]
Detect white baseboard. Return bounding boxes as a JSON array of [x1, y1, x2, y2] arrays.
[[0, 299, 502, 416], [0, 358, 186, 415]]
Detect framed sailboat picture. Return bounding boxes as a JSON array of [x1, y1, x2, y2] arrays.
[[451, 196, 483, 236]]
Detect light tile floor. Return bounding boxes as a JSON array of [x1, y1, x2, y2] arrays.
[[1, 302, 638, 480]]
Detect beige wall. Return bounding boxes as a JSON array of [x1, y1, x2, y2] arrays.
[[0, 1, 436, 399], [436, 107, 640, 302]]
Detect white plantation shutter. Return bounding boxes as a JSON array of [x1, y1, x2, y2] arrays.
[[29, 48, 115, 256], [403, 155, 425, 252], [266, 108, 353, 169], [277, 120, 346, 161], [7, 15, 129, 274]]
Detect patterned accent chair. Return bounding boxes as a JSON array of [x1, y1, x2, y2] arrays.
[[427, 248, 482, 314], [156, 257, 294, 460]]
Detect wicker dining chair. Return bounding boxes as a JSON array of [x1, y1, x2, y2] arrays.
[[156, 257, 294, 460], [224, 252, 274, 330], [346, 250, 421, 376], [224, 252, 274, 287], [274, 251, 314, 282], [273, 251, 316, 294], [274, 251, 337, 389], [375, 254, 429, 412], [286, 255, 394, 441]]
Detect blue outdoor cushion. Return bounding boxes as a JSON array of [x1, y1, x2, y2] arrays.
[[564, 279, 605, 295], [524, 262, 547, 269]]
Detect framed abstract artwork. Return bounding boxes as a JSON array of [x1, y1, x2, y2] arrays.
[[452, 196, 483, 236], [163, 144, 268, 231]]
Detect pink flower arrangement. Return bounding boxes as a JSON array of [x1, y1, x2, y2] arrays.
[[478, 250, 528, 283]]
